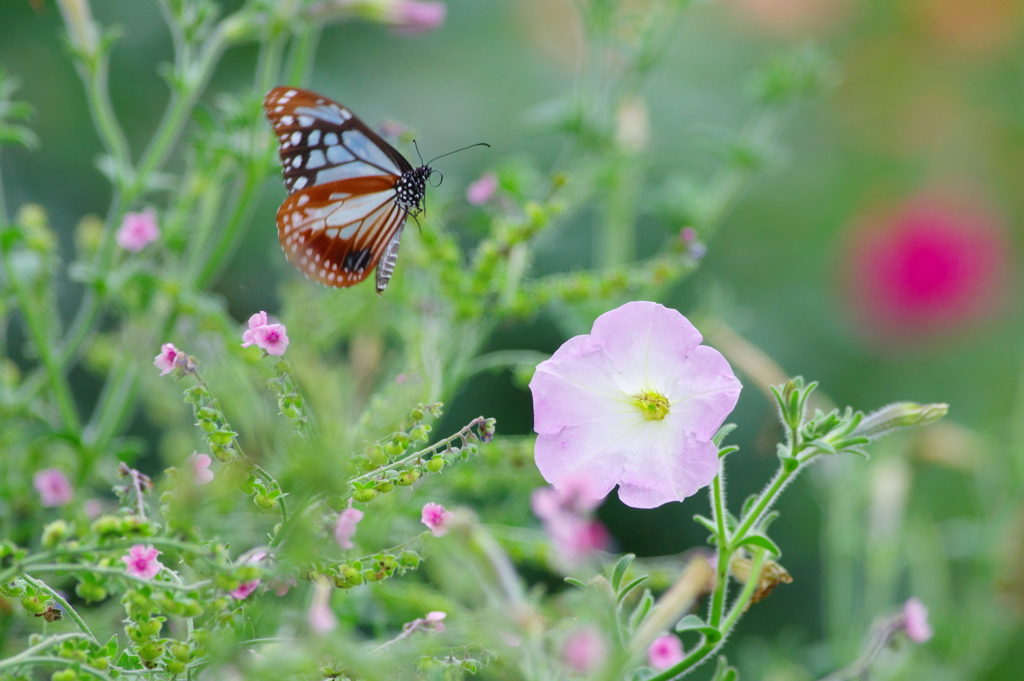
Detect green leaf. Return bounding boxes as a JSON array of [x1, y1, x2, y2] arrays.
[[718, 445, 739, 459], [674, 614, 706, 632], [616, 575, 649, 604], [628, 588, 654, 632], [611, 553, 635, 592], [710, 655, 739, 681], [693, 514, 718, 536], [736, 534, 781, 557], [740, 494, 758, 520], [759, 510, 781, 532], [712, 423, 737, 446], [564, 577, 586, 589]]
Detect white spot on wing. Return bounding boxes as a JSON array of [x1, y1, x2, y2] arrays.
[[290, 131, 302, 146], [308, 130, 321, 146], [292, 176, 308, 190], [342, 130, 400, 173], [306, 149, 326, 169], [324, 132, 339, 146]]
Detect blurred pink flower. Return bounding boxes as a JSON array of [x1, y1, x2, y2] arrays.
[[153, 342, 180, 376], [903, 597, 933, 643], [561, 626, 607, 673], [421, 502, 454, 537], [122, 545, 163, 580], [727, 0, 851, 35], [843, 191, 1009, 342], [241, 311, 290, 356], [33, 468, 73, 507], [389, 0, 446, 34], [272, 574, 297, 596], [425, 611, 447, 633], [532, 475, 610, 566], [648, 634, 685, 670], [466, 171, 498, 205], [116, 209, 160, 253], [335, 508, 364, 549], [231, 579, 261, 600], [309, 579, 337, 633], [84, 498, 104, 519], [187, 452, 214, 485], [530, 301, 741, 509]]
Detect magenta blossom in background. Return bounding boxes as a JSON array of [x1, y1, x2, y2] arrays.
[[153, 343, 180, 376], [33, 468, 73, 507], [421, 502, 454, 537], [530, 301, 741, 509], [843, 191, 1009, 343], [903, 597, 933, 643], [308, 578, 337, 633], [561, 626, 607, 673], [466, 171, 498, 205], [648, 634, 685, 670], [122, 545, 163, 580], [116, 209, 160, 253], [187, 452, 214, 485], [389, 0, 446, 34], [334, 508, 364, 549], [241, 311, 290, 356], [532, 475, 610, 566], [231, 579, 261, 600]]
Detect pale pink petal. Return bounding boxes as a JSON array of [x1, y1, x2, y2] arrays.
[[903, 597, 933, 643], [253, 324, 289, 356], [562, 627, 607, 673], [334, 508, 364, 550], [466, 171, 498, 205], [230, 580, 261, 600], [421, 502, 454, 537], [187, 452, 214, 485], [122, 544, 163, 580], [33, 468, 73, 507], [390, 0, 446, 34], [153, 343, 179, 376], [116, 209, 160, 253], [248, 311, 269, 329]]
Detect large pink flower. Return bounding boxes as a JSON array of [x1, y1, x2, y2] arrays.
[[843, 191, 1009, 342], [530, 302, 741, 509]]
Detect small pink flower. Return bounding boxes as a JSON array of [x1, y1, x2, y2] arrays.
[[33, 468, 73, 507], [122, 544, 163, 580], [466, 171, 498, 205], [531, 473, 605, 520], [561, 626, 607, 673], [187, 452, 214, 485], [334, 508, 364, 549], [530, 301, 741, 509], [681, 227, 697, 244], [309, 579, 337, 633], [903, 597, 933, 643], [421, 502, 454, 537], [272, 575, 297, 597], [116, 209, 160, 253], [231, 579, 261, 600], [153, 343, 179, 377], [241, 311, 290, 356], [425, 611, 447, 633], [648, 634, 685, 670], [389, 0, 447, 34], [84, 498, 104, 519]]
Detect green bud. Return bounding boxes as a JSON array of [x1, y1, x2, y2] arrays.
[[382, 442, 404, 457], [196, 407, 218, 421], [210, 443, 232, 462], [853, 402, 949, 440], [74, 581, 107, 603], [399, 551, 420, 568], [137, 641, 164, 662], [374, 481, 395, 493], [409, 407, 425, 421], [199, 420, 217, 433], [392, 433, 410, 450], [42, 520, 70, 548], [410, 425, 431, 442], [253, 494, 279, 510], [426, 457, 444, 473], [88, 656, 109, 670], [396, 469, 421, 486], [20, 596, 46, 615], [91, 515, 123, 536], [351, 488, 379, 503], [170, 643, 190, 662], [209, 430, 235, 446], [180, 600, 204, 617], [51, 670, 77, 681], [125, 625, 146, 644], [138, 618, 163, 638], [165, 660, 186, 675]]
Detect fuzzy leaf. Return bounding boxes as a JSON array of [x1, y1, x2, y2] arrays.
[[611, 553, 635, 592]]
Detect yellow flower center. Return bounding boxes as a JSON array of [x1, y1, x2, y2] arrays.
[[633, 390, 670, 421]]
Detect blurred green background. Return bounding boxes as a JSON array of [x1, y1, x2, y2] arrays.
[[3, 0, 1024, 678]]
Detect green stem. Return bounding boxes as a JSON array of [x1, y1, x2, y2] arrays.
[[80, 52, 133, 189], [24, 564, 211, 591], [0, 655, 114, 680], [720, 547, 767, 632], [196, 165, 264, 287], [708, 464, 729, 628], [22, 573, 97, 644], [1, 248, 80, 434], [0, 633, 93, 669]]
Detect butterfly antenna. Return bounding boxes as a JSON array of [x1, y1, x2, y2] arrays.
[[425, 142, 491, 166], [413, 139, 425, 166]]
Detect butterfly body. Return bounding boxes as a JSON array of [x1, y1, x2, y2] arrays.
[[263, 86, 429, 294]]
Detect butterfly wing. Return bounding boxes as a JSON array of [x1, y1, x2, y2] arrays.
[[263, 87, 413, 292]]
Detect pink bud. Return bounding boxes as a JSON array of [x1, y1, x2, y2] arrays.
[[334, 508, 364, 549], [389, 0, 447, 34], [187, 452, 214, 485], [903, 597, 933, 643]]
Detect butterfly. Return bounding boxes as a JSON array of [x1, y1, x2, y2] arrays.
[[263, 86, 434, 294]]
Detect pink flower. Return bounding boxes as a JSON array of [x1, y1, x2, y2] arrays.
[[843, 191, 1009, 343], [309, 578, 337, 633], [903, 597, 933, 643], [122, 544, 163, 580], [389, 0, 446, 34], [33, 468, 73, 507], [531, 473, 605, 520], [561, 626, 607, 673], [230, 579, 261, 600], [530, 301, 741, 509], [272, 575, 297, 597], [532, 476, 610, 566], [648, 634, 685, 670], [187, 452, 214, 485], [421, 502, 454, 537], [466, 171, 498, 205], [425, 611, 447, 633], [116, 209, 160, 253], [153, 343, 180, 376], [84, 499, 104, 519], [681, 227, 697, 244], [241, 311, 290, 356], [334, 508, 364, 549]]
